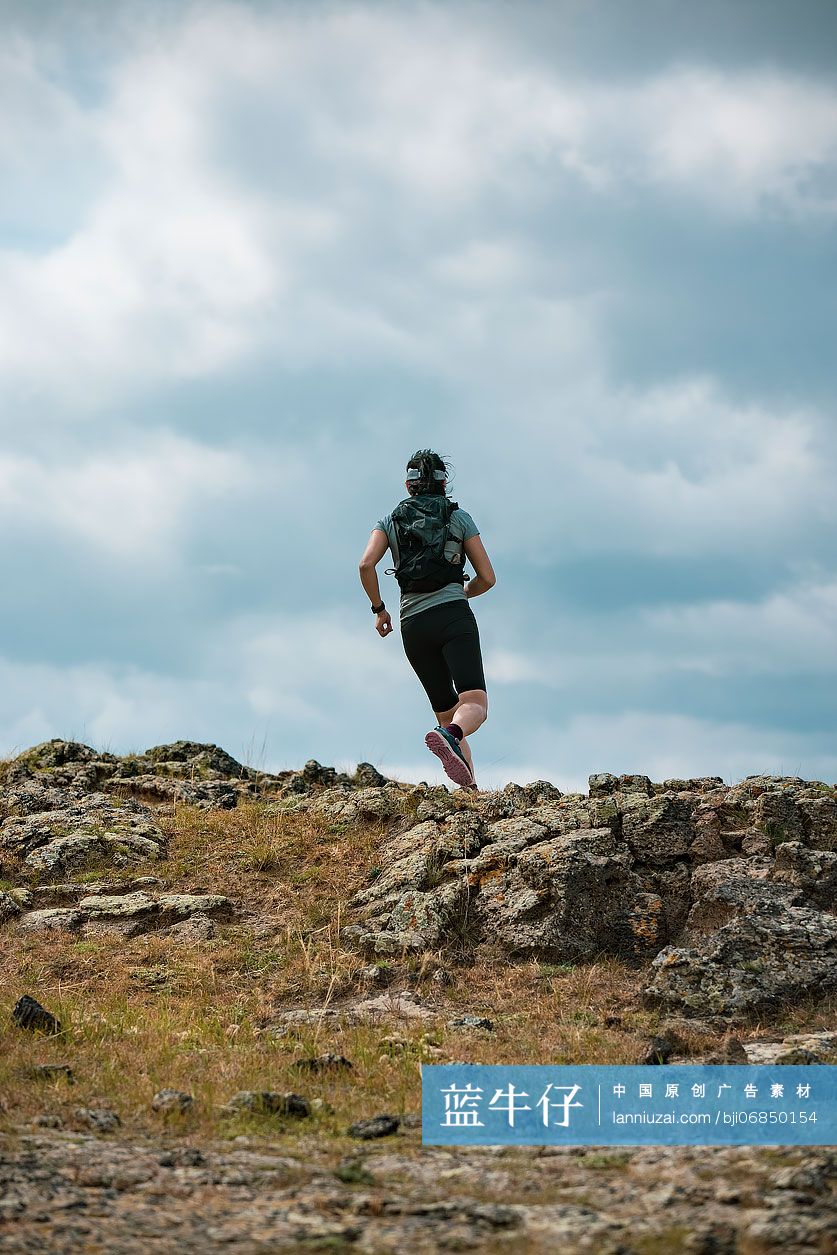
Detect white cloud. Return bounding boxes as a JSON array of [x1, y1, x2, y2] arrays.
[[432, 239, 533, 290], [3, 6, 835, 412], [0, 36, 94, 205], [470, 572, 837, 719], [642, 576, 837, 676], [463, 374, 831, 569], [0, 12, 336, 407], [633, 68, 837, 214], [0, 435, 254, 559], [215, 611, 410, 715], [484, 649, 542, 684], [0, 657, 207, 759], [238, 11, 837, 215], [504, 710, 837, 794]]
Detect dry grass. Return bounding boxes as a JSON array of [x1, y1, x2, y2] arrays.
[[2, 799, 836, 1147]]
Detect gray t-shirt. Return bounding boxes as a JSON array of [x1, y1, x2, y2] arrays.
[[375, 504, 480, 621]]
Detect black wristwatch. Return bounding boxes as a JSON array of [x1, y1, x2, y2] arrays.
[[371, 601, 385, 614]]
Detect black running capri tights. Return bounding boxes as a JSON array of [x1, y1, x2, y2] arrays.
[[400, 599, 487, 713]]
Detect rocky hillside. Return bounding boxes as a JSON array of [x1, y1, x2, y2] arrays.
[[1, 740, 835, 1253]]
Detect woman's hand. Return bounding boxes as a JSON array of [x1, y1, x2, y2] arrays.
[[375, 610, 394, 637]]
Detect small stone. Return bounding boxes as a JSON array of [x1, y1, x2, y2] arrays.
[[12, 995, 62, 1035], [271, 1008, 340, 1027], [78, 891, 158, 918], [0, 890, 22, 924], [350, 989, 438, 1023], [744, 1032, 837, 1065], [447, 1015, 494, 1031], [302, 759, 337, 786], [354, 762, 388, 788], [222, 1091, 310, 1117], [641, 1035, 674, 1064], [27, 1064, 74, 1083], [151, 1088, 194, 1113], [334, 1158, 376, 1185], [773, 1047, 821, 1065], [17, 909, 86, 935], [588, 773, 619, 797], [156, 893, 233, 921], [379, 1035, 409, 1054], [359, 963, 390, 987], [659, 1017, 726, 1042], [618, 774, 655, 796], [31, 1114, 64, 1128], [347, 1113, 400, 1140], [293, 1053, 353, 1073], [168, 914, 216, 942], [158, 1147, 205, 1168], [74, 1107, 121, 1133]]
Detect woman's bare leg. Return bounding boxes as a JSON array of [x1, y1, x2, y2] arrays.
[[434, 689, 488, 784]]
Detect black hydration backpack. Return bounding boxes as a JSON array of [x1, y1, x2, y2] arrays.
[[388, 494, 466, 593]]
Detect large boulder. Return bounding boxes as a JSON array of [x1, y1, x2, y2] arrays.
[[796, 794, 837, 851], [770, 841, 837, 908], [12, 884, 234, 939], [0, 890, 22, 925], [288, 785, 406, 824], [137, 741, 248, 778], [472, 827, 640, 961], [1, 739, 260, 809], [0, 792, 166, 877], [345, 814, 662, 962], [619, 793, 697, 865], [1, 741, 118, 791], [642, 902, 837, 1019], [107, 741, 258, 809], [684, 858, 807, 937]]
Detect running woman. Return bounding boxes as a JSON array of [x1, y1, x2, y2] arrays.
[[359, 449, 496, 789]]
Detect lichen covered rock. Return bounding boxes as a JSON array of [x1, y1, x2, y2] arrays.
[[2, 797, 165, 879], [340, 771, 837, 1020], [642, 902, 837, 1019]]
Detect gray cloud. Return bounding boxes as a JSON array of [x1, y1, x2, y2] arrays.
[[1, 0, 836, 789]]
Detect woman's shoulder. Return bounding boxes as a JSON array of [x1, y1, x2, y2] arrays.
[[449, 503, 479, 536]]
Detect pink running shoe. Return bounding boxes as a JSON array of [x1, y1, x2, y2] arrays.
[[425, 726, 474, 788]]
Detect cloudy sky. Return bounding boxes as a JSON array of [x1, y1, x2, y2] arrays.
[[2, 0, 836, 791]]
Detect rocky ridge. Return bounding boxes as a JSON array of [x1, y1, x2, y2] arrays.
[[0, 739, 375, 880], [283, 768, 837, 1023], [2, 742, 837, 1023]]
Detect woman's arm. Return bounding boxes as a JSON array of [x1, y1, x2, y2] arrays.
[[463, 535, 496, 599], [359, 529, 394, 636]]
